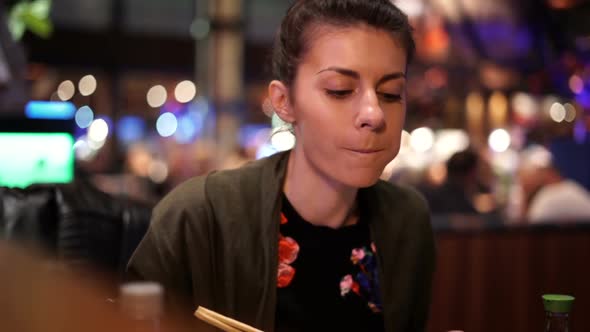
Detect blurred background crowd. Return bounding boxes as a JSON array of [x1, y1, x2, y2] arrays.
[[1, 1, 590, 331]]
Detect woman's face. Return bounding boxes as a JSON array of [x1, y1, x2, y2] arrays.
[[289, 24, 407, 188]]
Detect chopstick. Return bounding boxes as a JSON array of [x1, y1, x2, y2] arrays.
[[195, 308, 241, 332], [194, 306, 264, 332]]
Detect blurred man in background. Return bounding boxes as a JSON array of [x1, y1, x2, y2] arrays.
[[518, 145, 590, 223], [422, 148, 494, 215]]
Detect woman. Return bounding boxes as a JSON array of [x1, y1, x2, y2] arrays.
[[127, 1, 435, 331]]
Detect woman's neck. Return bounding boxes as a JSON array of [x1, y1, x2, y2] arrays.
[[283, 148, 359, 229]]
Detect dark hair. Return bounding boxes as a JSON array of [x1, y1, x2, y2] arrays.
[[446, 149, 479, 179], [272, 0, 415, 86]]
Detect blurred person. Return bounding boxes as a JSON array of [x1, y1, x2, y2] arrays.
[[128, 1, 435, 332], [518, 145, 590, 223], [422, 148, 494, 215], [89, 143, 161, 204]]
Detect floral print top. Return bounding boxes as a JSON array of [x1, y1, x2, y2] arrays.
[[275, 194, 384, 332]]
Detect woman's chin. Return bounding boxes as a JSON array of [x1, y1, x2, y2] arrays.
[[337, 171, 383, 188]]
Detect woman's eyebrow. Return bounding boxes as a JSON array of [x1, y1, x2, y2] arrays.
[[376, 72, 406, 87], [316, 67, 406, 87], [316, 67, 360, 80]]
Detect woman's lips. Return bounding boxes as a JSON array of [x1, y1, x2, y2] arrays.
[[346, 148, 384, 154]]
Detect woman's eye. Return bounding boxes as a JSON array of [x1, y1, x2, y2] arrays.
[[326, 89, 354, 98], [378, 93, 402, 103]]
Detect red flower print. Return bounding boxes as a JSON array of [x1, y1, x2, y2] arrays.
[[340, 274, 353, 296], [339, 274, 360, 296], [277, 262, 295, 288], [277, 231, 299, 288], [278, 234, 299, 264], [351, 281, 360, 295], [280, 213, 288, 225]]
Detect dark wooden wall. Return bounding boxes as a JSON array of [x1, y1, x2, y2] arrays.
[[428, 225, 590, 332]]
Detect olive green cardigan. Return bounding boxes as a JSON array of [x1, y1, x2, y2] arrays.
[[127, 151, 435, 331]]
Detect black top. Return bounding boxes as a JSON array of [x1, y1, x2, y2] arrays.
[[275, 194, 385, 332]]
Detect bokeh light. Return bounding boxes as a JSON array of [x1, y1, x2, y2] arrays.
[[117, 116, 146, 144], [75, 106, 94, 128], [88, 119, 109, 143], [410, 127, 434, 153], [148, 160, 169, 184], [564, 103, 576, 122], [174, 80, 197, 103], [466, 92, 485, 133], [400, 130, 411, 150], [73, 137, 93, 160], [127, 144, 152, 177], [433, 129, 470, 162], [147, 85, 167, 108], [491, 148, 519, 173], [549, 102, 566, 123], [392, 0, 424, 17], [78, 75, 97, 96], [511, 92, 537, 120], [57, 80, 75, 101], [156, 112, 178, 137], [488, 128, 511, 152], [174, 111, 205, 144], [488, 91, 508, 128], [520, 145, 552, 169], [256, 142, 278, 159], [568, 75, 584, 94]]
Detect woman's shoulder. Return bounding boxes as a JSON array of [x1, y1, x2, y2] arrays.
[[206, 154, 281, 190], [154, 152, 287, 220]]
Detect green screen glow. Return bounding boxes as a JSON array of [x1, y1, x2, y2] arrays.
[[0, 133, 74, 188]]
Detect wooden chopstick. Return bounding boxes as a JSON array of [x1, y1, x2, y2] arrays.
[[194, 306, 264, 332], [195, 308, 241, 332]]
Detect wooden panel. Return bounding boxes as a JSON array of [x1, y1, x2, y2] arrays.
[[428, 227, 590, 332]]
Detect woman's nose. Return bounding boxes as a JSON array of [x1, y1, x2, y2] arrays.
[[355, 91, 385, 131]]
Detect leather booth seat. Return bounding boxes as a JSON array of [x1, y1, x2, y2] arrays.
[[0, 179, 152, 278]]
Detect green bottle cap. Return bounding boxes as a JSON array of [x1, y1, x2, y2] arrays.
[[542, 294, 575, 313]]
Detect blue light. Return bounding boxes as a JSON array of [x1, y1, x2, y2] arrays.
[[74, 126, 86, 140], [174, 111, 205, 144], [475, 22, 532, 59], [574, 120, 587, 144], [240, 124, 271, 147], [117, 116, 146, 144], [174, 114, 196, 144], [156, 112, 178, 137], [575, 91, 590, 109], [192, 97, 210, 115], [75, 106, 94, 128], [25, 101, 76, 120], [256, 142, 279, 159]]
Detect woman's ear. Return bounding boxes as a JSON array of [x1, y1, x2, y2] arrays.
[[268, 80, 296, 123]]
